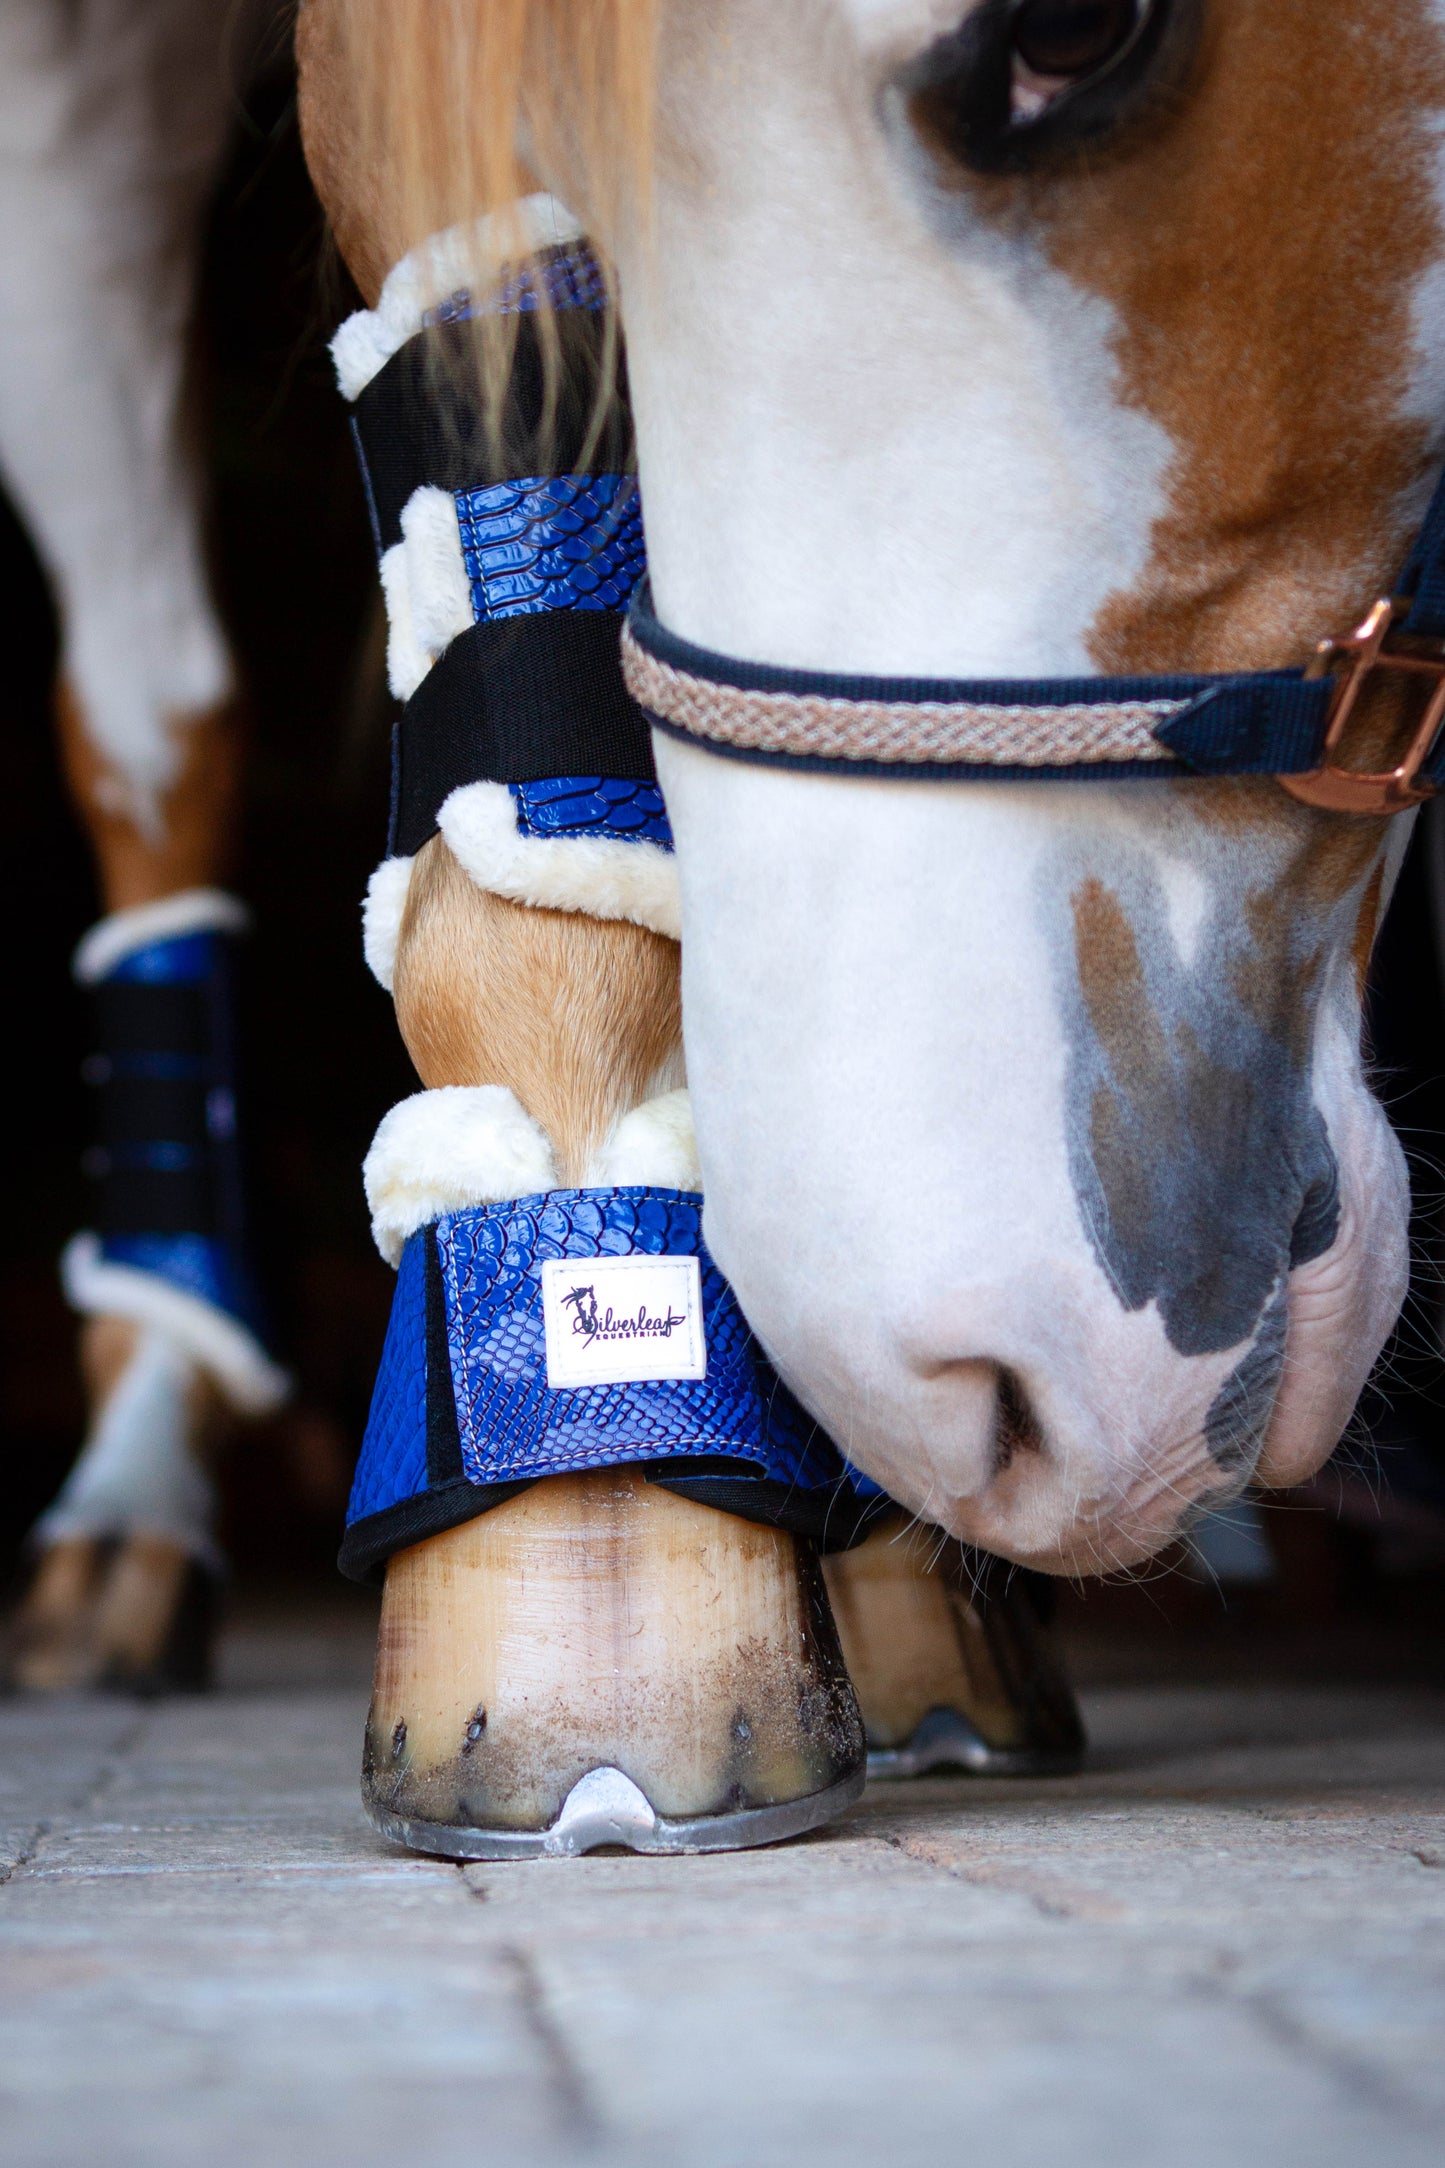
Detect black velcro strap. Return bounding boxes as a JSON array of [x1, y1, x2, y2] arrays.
[[97, 1164, 216, 1237], [391, 613, 655, 856], [85, 976, 227, 1241], [352, 310, 632, 556], [424, 1229, 464, 1488], [100, 1074, 211, 1151], [93, 981, 208, 1059]]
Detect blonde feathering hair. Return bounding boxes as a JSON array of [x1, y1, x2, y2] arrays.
[[311, 0, 657, 408], [338, 0, 657, 238]]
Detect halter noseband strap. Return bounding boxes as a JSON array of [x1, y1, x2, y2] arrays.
[[623, 464, 1445, 816]]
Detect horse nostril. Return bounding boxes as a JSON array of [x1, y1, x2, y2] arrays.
[[993, 1367, 1045, 1474], [1290, 1147, 1340, 1269]]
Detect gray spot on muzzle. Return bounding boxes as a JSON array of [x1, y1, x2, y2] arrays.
[[1204, 1287, 1290, 1474], [1053, 847, 1339, 1360]]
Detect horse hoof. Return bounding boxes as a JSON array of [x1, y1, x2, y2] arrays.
[[822, 1516, 1085, 1780], [361, 1469, 865, 1858], [4, 1535, 217, 1696]]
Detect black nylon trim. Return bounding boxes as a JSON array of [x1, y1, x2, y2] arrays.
[[629, 587, 1306, 708], [424, 1228, 464, 1488], [649, 1470, 895, 1553], [628, 582, 1342, 785], [337, 1478, 532, 1585], [337, 1460, 892, 1582], [351, 308, 632, 555], [392, 613, 654, 855]]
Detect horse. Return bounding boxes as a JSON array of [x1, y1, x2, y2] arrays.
[[0, 0, 289, 1690], [281, 0, 1437, 1857], [0, 2, 1078, 1808]]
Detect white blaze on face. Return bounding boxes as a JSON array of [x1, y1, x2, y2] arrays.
[[623, 0, 1172, 682], [611, 0, 1417, 1566]]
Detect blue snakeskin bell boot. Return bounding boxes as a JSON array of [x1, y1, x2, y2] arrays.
[[343, 1189, 879, 1577], [347, 1182, 881, 1857]]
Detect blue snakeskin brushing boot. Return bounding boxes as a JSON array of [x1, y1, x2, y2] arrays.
[[32, 890, 288, 1690], [332, 218, 883, 1856], [63, 895, 284, 1404]]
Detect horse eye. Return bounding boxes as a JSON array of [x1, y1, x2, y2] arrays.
[[1011, 0, 1142, 81], [902, 0, 1184, 175]]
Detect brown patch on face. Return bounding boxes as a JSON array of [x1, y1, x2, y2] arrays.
[[1073, 795, 1381, 1064], [997, 1, 1445, 673], [1228, 807, 1386, 1043], [1352, 859, 1389, 997], [1062, 842, 1345, 1355], [1071, 873, 1171, 1099], [1071, 875, 1185, 1276], [1232, 897, 1321, 1063]]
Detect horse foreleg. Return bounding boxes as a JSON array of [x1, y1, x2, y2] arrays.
[[292, 83, 868, 1837], [8, 687, 281, 1692], [0, 0, 286, 1691], [348, 839, 863, 1852], [17, 675, 295, 1692], [823, 1519, 1085, 1779], [14, 1317, 225, 1693]]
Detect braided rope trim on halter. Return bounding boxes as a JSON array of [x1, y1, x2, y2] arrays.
[[620, 625, 1187, 767]]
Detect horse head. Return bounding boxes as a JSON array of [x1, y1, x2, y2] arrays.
[[586, 0, 1443, 1570], [310, 0, 1441, 1574], [563, 1284, 601, 1336]]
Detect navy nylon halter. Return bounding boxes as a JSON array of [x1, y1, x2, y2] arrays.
[[624, 462, 1445, 816]]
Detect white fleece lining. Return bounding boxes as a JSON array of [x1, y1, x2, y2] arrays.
[[585, 1090, 700, 1191], [364, 1087, 701, 1263], [379, 541, 430, 702], [331, 196, 586, 402], [365, 1087, 558, 1265], [74, 888, 250, 985], [404, 486, 474, 656], [381, 488, 474, 701], [363, 856, 416, 993], [61, 1233, 290, 1416], [439, 781, 682, 939]]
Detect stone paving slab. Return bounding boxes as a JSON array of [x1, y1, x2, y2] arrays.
[[2, 1673, 1443, 2168]]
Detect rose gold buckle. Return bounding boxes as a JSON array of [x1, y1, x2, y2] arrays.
[[1280, 596, 1445, 814]]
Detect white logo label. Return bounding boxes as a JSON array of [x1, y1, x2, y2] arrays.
[[541, 1254, 707, 1389]]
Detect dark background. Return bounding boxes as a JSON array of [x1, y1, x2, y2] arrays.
[[3, 54, 1445, 1676], [1, 59, 411, 1594]]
